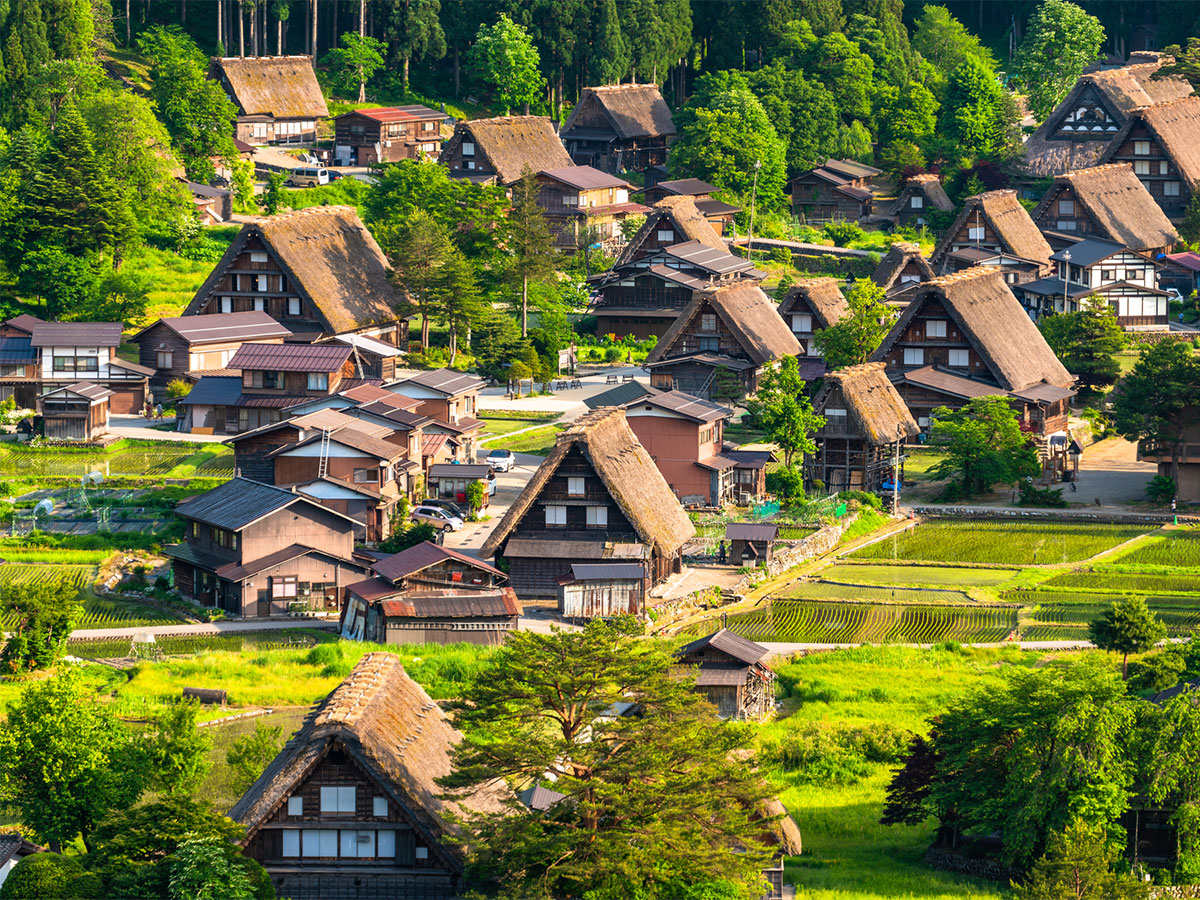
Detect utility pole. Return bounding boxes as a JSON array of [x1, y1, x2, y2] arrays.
[[1062, 249, 1072, 314], [747, 158, 762, 262], [892, 424, 902, 514]]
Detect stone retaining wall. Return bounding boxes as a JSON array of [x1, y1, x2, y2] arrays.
[[923, 848, 1021, 884], [732, 513, 862, 593]]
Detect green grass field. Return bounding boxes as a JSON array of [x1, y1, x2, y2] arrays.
[[479, 412, 562, 438], [821, 563, 1018, 587], [852, 521, 1151, 565], [503, 424, 567, 455]]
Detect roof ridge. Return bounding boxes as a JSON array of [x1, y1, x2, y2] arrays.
[[1060, 162, 1136, 178]]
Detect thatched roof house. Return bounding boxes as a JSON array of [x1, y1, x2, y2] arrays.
[[480, 407, 694, 599], [872, 243, 936, 296], [1022, 55, 1193, 177], [778, 278, 848, 331], [930, 190, 1052, 274], [1030, 163, 1179, 253], [561, 84, 676, 174], [615, 195, 724, 266], [1098, 96, 1200, 220], [184, 206, 406, 340], [209, 56, 328, 144], [230, 652, 508, 897], [816, 362, 919, 445], [889, 174, 953, 226], [438, 115, 573, 185]]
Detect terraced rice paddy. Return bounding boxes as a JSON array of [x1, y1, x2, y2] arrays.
[[777, 582, 975, 605], [851, 521, 1151, 565], [1043, 570, 1199, 594], [1114, 530, 1200, 567], [685, 600, 1016, 644], [0, 563, 183, 629], [821, 563, 1017, 587], [0, 446, 235, 479]]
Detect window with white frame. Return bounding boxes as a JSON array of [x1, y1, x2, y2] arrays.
[[903, 348, 924, 366], [157, 351, 173, 369], [1134, 160, 1151, 176], [1057, 199, 1075, 216], [911, 195, 924, 209], [320, 786, 356, 814], [220, 297, 233, 313], [948, 349, 970, 367], [967, 226, 985, 241], [545, 505, 567, 526], [1166, 181, 1181, 197], [567, 476, 585, 496], [586, 506, 608, 527], [462, 141, 475, 156], [256, 274, 267, 292], [288, 298, 301, 316], [657, 230, 675, 242], [416, 846, 429, 860], [282, 831, 301, 856], [791, 313, 813, 332], [562, 195, 579, 206], [925, 319, 947, 338], [917, 416, 930, 428], [378, 831, 396, 857], [287, 796, 303, 816], [1160, 161, 1170, 175], [341, 830, 376, 858], [700, 313, 717, 332], [373, 797, 388, 817], [254, 297, 265, 311], [1134, 140, 1151, 156]]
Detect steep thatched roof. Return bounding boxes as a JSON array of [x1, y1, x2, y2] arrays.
[[1031, 164, 1178, 252], [480, 408, 695, 558], [209, 56, 328, 119], [564, 83, 676, 140], [1022, 59, 1193, 176], [930, 191, 1052, 270], [816, 362, 918, 445], [615, 195, 724, 266], [647, 282, 800, 367], [872, 243, 936, 294], [230, 653, 508, 867], [760, 797, 803, 856], [778, 278, 848, 328], [185, 206, 401, 335], [871, 267, 1073, 392], [892, 174, 953, 215], [1100, 96, 1200, 185], [448, 116, 573, 184]]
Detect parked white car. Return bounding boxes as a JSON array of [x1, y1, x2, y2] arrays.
[[485, 448, 516, 473], [411, 505, 464, 532], [286, 167, 328, 188]]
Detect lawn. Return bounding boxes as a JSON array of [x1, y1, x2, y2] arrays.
[[503, 424, 567, 455], [821, 563, 1018, 587], [479, 412, 563, 439], [128, 228, 240, 323], [852, 520, 1152, 565], [763, 645, 1035, 900]]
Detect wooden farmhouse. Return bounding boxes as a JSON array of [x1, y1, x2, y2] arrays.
[[591, 238, 760, 340], [889, 174, 954, 228], [165, 477, 370, 617], [1022, 53, 1193, 177], [1018, 238, 1169, 330], [1160, 250, 1200, 295], [183, 206, 408, 347], [229, 653, 509, 899], [776, 279, 849, 377], [871, 243, 936, 300], [438, 115, 572, 185], [805, 362, 919, 493], [644, 282, 800, 401], [639, 178, 741, 234], [388, 369, 484, 462], [208, 56, 328, 145], [929, 190, 1052, 286], [480, 407, 695, 601], [533, 166, 648, 252], [332, 105, 443, 165], [675, 629, 776, 720], [724, 522, 778, 567], [557, 562, 650, 619], [180, 341, 357, 435], [560, 83, 676, 174], [0, 316, 44, 408], [131, 311, 292, 402], [870, 267, 1076, 438], [426, 463, 493, 510], [1098, 96, 1200, 221], [1030, 164, 1179, 254], [28, 321, 151, 414], [184, 179, 233, 225], [790, 158, 881, 223], [36, 382, 112, 441], [341, 542, 518, 646]]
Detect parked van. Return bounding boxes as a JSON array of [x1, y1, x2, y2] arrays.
[[286, 167, 328, 187]]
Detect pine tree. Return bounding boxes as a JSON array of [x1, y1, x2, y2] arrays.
[[387, 211, 455, 349], [588, 0, 628, 85], [385, 0, 446, 93], [506, 165, 555, 338]]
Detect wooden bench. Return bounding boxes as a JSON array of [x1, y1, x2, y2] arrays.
[[606, 374, 618, 384], [621, 375, 634, 383]]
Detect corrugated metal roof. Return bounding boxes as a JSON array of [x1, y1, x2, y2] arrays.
[[373, 540, 503, 583], [428, 463, 492, 479], [1048, 238, 1126, 267], [693, 198, 741, 217], [654, 178, 718, 196], [345, 576, 398, 602], [1011, 383, 1077, 403], [724, 522, 778, 542], [343, 104, 440, 123], [228, 341, 351, 372], [330, 333, 406, 358], [540, 165, 631, 190], [141, 311, 291, 344], [568, 563, 645, 580], [583, 381, 656, 410], [639, 390, 730, 423], [272, 426, 404, 461], [4, 314, 44, 334], [216, 543, 362, 582], [174, 477, 304, 530], [380, 589, 519, 618], [677, 628, 769, 666], [109, 357, 155, 376], [40, 381, 113, 402], [29, 322, 123, 348], [503, 537, 649, 559], [421, 433, 449, 457], [240, 394, 307, 408], [902, 366, 1010, 400], [646, 263, 711, 290], [392, 368, 485, 396]]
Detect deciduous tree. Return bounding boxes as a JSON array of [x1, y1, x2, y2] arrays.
[[1014, 819, 1150, 900], [745, 355, 824, 469], [226, 721, 283, 794], [928, 395, 1040, 498], [324, 31, 386, 101], [1089, 596, 1167, 678], [466, 13, 544, 115], [0, 575, 81, 672], [812, 279, 896, 369], [1014, 0, 1105, 121], [1111, 339, 1200, 486], [143, 699, 212, 796]]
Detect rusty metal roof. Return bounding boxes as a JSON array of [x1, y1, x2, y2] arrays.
[[228, 341, 351, 372], [372, 540, 503, 584], [29, 321, 123, 348]]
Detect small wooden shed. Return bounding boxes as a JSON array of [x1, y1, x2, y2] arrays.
[[427, 463, 493, 508], [37, 382, 112, 441], [557, 562, 647, 619], [676, 628, 775, 720], [725, 522, 779, 566]]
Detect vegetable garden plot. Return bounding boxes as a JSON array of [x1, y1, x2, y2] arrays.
[[1115, 531, 1200, 568], [820, 564, 1018, 587], [1043, 571, 1200, 595], [850, 521, 1151, 565], [683, 600, 1016, 644], [777, 582, 975, 605]]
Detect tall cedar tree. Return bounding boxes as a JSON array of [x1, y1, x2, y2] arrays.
[[384, 0, 445, 93], [432, 245, 485, 363], [928, 395, 1040, 498], [745, 355, 824, 469], [507, 165, 556, 337], [440, 618, 776, 898], [385, 210, 455, 349], [1013, 0, 1105, 121], [1111, 339, 1200, 487], [1089, 596, 1167, 678], [812, 278, 896, 369], [1038, 296, 1125, 391]]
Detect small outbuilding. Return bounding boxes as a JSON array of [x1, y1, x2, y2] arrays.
[[724, 522, 778, 566], [557, 562, 647, 619], [676, 628, 776, 720], [426, 463, 493, 509], [37, 382, 112, 441], [0, 834, 43, 891]]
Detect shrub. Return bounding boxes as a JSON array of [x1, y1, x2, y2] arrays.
[[765, 465, 804, 501], [823, 220, 864, 247], [165, 379, 191, 400], [1018, 481, 1068, 509], [604, 347, 623, 363], [764, 721, 912, 785], [1128, 650, 1186, 693], [1147, 475, 1177, 505], [769, 246, 792, 265], [0, 853, 84, 900]]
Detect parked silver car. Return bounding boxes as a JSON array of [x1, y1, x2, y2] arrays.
[[411, 505, 464, 532]]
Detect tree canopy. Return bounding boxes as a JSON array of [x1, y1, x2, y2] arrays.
[[928, 395, 1041, 499], [745, 355, 824, 470], [1014, 0, 1106, 121], [1038, 298, 1125, 391], [1111, 340, 1200, 486], [812, 278, 896, 370]]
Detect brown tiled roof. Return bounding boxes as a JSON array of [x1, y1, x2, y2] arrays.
[[209, 56, 328, 119], [4, 314, 44, 335], [564, 83, 676, 140], [228, 340, 351, 373], [677, 628, 769, 666], [647, 282, 801, 367], [378, 589, 520, 619], [271, 425, 405, 461], [724, 522, 778, 542], [634, 389, 730, 423], [539, 165, 631, 190], [481, 408, 695, 558], [229, 653, 510, 868], [29, 322, 123, 348], [41, 381, 113, 402], [1031, 164, 1178, 252], [816, 362, 919, 445]]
